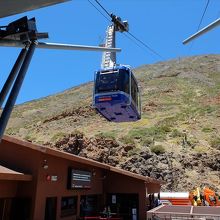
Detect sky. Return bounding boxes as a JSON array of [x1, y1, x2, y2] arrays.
[[0, 0, 220, 104]]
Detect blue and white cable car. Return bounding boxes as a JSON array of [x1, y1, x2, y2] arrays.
[[93, 14, 141, 122], [93, 65, 141, 122]]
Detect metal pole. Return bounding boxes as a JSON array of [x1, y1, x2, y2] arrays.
[[0, 40, 121, 52], [0, 48, 27, 108], [183, 18, 220, 44], [37, 42, 121, 52], [0, 41, 36, 141]]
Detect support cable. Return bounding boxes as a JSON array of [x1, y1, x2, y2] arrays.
[[215, 10, 220, 19], [188, 0, 210, 51], [123, 32, 144, 50], [88, 0, 164, 60], [127, 31, 164, 59], [197, 0, 210, 32], [94, 0, 112, 17], [87, 0, 111, 22]]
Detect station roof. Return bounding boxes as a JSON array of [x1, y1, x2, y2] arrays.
[[2, 135, 163, 185], [0, 165, 32, 181], [0, 0, 70, 18]]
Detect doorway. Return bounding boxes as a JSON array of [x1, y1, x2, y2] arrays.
[[80, 195, 102, 217], [107, 193, 139, 220], [0, 198, 12, 220], [44, 197, 57, 220], [10, 197, 31, 220]]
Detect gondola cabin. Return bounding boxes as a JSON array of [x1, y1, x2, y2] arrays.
[[93, 65, 141, 122]]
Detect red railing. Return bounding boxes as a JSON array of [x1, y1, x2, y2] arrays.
[[84, 217, 122, 220]]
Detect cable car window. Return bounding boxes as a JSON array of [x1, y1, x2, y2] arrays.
[[96, 72, 119, 93], [119, 69, 130, 94], [131, 75, 138, 106]]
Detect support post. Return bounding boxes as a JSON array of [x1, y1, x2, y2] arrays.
[[0, 48, 27, 108], [0, 41, 36, 142]]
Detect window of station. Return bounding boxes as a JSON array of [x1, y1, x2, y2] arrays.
[[61, 196, 77, 217], [0, 198, 30, 220], [107, 193, 139, 220]]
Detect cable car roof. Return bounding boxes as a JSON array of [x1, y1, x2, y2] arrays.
[[99, 65, 131, 72], [0, 0, 70, 18]]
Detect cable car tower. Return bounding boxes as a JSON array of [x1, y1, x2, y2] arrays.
[[93, 14, 141, 122]]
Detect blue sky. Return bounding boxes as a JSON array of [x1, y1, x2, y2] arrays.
[[0, 0, 220, 104]]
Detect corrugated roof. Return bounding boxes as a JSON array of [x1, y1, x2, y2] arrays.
[[148, 205, 220, 216], [193, 206, 220, 215], [154, 205, 192, 214], [2, 135, 163, 184], [0, 165, 32, 181]]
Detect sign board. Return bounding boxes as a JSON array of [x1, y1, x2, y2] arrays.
[[46, 175, 58, 182], [68, 168, 91, 189], [51, 175, 58, 182], [132, 208, 137, 220], [112, 195, 116, 204]]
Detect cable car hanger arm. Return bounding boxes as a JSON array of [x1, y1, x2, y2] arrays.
[[0, 39, 121, 52]]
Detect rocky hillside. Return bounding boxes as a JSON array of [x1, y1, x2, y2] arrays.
[[6, 55, 220, 191]]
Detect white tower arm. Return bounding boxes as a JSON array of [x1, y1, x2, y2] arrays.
[[0, 39, 121, 52]]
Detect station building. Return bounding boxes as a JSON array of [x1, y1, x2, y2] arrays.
[[0, 135, 162, 220]]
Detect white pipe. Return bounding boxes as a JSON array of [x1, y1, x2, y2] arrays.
[[159, 192, 189, 199], [183, 18, 220, 44], [0, 40, 121, 52]]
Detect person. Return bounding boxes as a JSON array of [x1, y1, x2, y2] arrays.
[[80, 198, 90, 217], [101, 206, 111, 218], [80, 198, 87, 217], [107, 206, 112, 218], [101, 206, 108, 217]]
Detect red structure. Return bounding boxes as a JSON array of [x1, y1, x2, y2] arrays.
[[0, 135, 162, 220], [147, 205, 220, 220]]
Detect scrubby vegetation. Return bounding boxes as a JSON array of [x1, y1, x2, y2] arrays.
[[150, 145, 166, 155], [6, 55, 220, 191]]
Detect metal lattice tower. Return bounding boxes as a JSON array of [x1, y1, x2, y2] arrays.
[[101, 24, 116, 68], [101, 14, 128, 69]]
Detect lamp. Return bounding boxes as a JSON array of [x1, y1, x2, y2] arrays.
[[43, 159, 48, 169], [92, 169, 96, 176]]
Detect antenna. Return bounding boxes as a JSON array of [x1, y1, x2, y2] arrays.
[[183, 17, 220, 44]]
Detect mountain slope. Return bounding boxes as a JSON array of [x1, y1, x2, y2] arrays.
[[6, 55, 220, 191]]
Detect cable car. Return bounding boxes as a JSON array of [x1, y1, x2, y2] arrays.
[[93, 65, 141, 122]]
